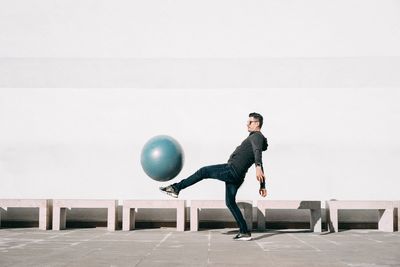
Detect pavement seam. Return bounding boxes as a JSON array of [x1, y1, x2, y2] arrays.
[[134, 231, 172, 266], [351, 234, 383, 244], [288, 233, 321, 252], [313, 234, 340, 245]]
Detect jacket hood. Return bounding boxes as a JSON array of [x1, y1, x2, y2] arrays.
[[250, 131, 268, 151], [262, 135, 268, 151]]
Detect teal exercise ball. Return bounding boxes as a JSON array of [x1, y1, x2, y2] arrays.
[[140, 135, 184, 181]]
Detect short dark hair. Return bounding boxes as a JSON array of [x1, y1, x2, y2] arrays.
[[249, 112, 263, 128]]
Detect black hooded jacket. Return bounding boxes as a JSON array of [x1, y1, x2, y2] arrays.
[[227, 131, 268, 179]]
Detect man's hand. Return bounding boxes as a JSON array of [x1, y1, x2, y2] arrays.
[[259, 188, 267, 197], [256, 166, 265, 183]]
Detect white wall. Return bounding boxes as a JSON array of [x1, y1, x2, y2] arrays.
[[1, 88, 399, 202], [1, 0, 400, 206]]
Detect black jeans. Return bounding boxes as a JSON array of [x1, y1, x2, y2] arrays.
[[172, 164, 249, 233]]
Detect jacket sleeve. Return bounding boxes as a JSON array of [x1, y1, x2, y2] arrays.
[[250, 134, 264, 167]]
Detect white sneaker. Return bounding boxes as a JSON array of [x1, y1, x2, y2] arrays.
[[159, 185, 179, 198]]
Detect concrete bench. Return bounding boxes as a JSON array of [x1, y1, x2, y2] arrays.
[[190, 200, 253, 231], [326, 200, 394, 232], [52, 199, 117, 231], [123, 200, 185, 231], [257, 200, 322, 232], [0, 199, 52, 230]]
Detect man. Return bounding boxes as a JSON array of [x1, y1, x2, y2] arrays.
[[160, 112, 268, 241]]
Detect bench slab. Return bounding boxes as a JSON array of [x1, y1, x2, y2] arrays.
[[190, 200, 253, 231], [326, 200, 394, 232], [0, 199, 52, 230], [257, 200, 322, 232], [52, 199, 117, 231], [123, 200, 186, 231]]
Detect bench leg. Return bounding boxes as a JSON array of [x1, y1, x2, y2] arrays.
[[52, 207, 60, 230], [0, 207, 7, 228], [257, 208, 266, 231], [190, 207, 199, 231], [107, 205, 117, 231], [327, 208, 338, 232], [53, 207, 66, 230], [60, 208, 67, 229], [378, 208, 394, 232], [47, 201, 52, 230], [310, 208, 322, 232], [122, 207, 131, 231], [131, 209, 136, 230], [176, 205, 185, 231], [123, 207, 136, 231], [39, 206, 50, 230], [244, 206, 253, 231]]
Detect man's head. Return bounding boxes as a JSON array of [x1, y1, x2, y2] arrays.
[[247, 112, 263, 132]]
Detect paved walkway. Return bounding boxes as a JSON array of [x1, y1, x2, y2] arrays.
[[1, 228, 399, 266]]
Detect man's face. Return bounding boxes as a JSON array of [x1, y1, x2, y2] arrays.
[[247, 116, 260, 132]]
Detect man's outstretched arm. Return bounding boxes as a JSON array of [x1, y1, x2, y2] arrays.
[[257, 165, 267, 197], [250, 135, 267, 197]]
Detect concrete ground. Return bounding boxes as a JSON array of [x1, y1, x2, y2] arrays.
[[0, 228, 399, 267]]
